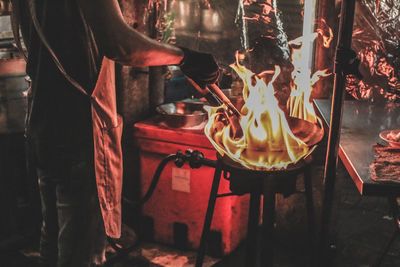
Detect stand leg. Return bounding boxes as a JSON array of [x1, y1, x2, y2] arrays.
[[373, 229, 399, 267], [195, 161, 223, 267], [373, 197, 400, 267], [304, 165, 316, 263], [388, 196, 400, 231], [245, 192, 261, 267], [262, 177, 276, 267], [318, 0, 357, 265]]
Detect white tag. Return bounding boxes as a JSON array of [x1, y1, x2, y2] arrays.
[[172, 167, 191, 193]]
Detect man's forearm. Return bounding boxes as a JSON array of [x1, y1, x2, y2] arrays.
[[78, 0, 183, 67], [109, 24, 184, 66]]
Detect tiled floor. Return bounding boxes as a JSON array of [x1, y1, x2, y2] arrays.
[[1, 164, 399, 267]]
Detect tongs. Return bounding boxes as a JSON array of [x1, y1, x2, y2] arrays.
[[186, 78, 243, 137], [186, 78, 241, 118]]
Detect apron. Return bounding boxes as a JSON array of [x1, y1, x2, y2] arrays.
[[14, 0, 124, 238], [90, 58, 123, 238]]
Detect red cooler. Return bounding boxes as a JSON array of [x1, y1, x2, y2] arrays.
[[134, 118, 249, 256]]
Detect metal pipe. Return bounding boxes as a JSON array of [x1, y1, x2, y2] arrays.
[[317, 0, 357, 264], [245, 192, 261, 267], [186, 77, 223, 106], [186, 78, 243, 137], [373, 197, 399, 267], [262, 176, 276, 267], [208, 83, 241, 118], [186, 77, 241, 118], [304, 164, 316, 265]]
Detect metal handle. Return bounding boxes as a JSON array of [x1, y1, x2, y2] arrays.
[[186, 77, 241, 118]]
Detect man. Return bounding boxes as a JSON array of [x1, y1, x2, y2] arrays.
[[11, 0, 219, 266]]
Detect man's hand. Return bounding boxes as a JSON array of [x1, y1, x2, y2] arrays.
[[179, 47, 220, 89]]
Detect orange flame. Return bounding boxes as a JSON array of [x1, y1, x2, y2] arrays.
[[204, 57, 309, 170], [287, 20, 332, 123]]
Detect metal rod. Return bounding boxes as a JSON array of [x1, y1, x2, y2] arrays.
[[216, 192, 236, 198], [186, 77, 210, 95], [388, 197, 400, 231], [185, 78, 242, 137], [245, 192, 261, 267], [200, 158, 218, 168], [262, 176, 276, 267], [373, 229, 398, 267], [373, 197, 400, 267], [208, 83, 242, 118], [317, 0, 357, 264], [304, 165, 316, 265], [195, 160, 223, 267], [185, 77, 241, 118], [186, 77, 223, 106]]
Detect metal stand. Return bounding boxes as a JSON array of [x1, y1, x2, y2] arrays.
[[261, 177, 276, 267], [195, 161, 223, 267], [245, 192, 261, 267], [195, 158, 315, 267], [304, 165, 316, 264], [318, 0, 360, 265]]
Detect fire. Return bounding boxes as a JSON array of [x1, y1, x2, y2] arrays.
[[287, 19, 332, 124], [204, 57, 309, 171]]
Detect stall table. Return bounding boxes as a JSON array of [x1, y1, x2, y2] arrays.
[[315, 99, 400, 196], [315, 99, 400, 265]]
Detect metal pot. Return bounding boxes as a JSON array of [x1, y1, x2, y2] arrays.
[[156, 101, 207, 129]]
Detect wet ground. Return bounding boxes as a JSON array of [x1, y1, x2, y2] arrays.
[[1, 163, 399, 267]]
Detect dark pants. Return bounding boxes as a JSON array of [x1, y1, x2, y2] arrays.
[[36, 155, 106, 267]]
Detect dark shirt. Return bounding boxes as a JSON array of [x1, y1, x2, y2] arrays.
[[18, 0, 102, 165]]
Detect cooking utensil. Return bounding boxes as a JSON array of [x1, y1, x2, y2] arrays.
[[208, 83, 241, 118], [185, 78, 241, 117], [186, 77, 242, 137], [185, 77, 222, 106]]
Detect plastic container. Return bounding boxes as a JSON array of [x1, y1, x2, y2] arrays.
[[133, 118, 249, 256]]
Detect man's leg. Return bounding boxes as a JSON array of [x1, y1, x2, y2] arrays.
[[37, 169, 60, 267], [56, 160, 107, 267]]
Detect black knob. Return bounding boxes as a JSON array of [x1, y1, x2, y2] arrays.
[[189, 150, 204, 169], [174, 151, 185, 168]]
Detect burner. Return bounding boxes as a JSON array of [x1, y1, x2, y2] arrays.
[[219, 153, 312, 196]]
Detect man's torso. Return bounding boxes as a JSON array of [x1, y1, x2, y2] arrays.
[[18, 0, 103, 165]]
